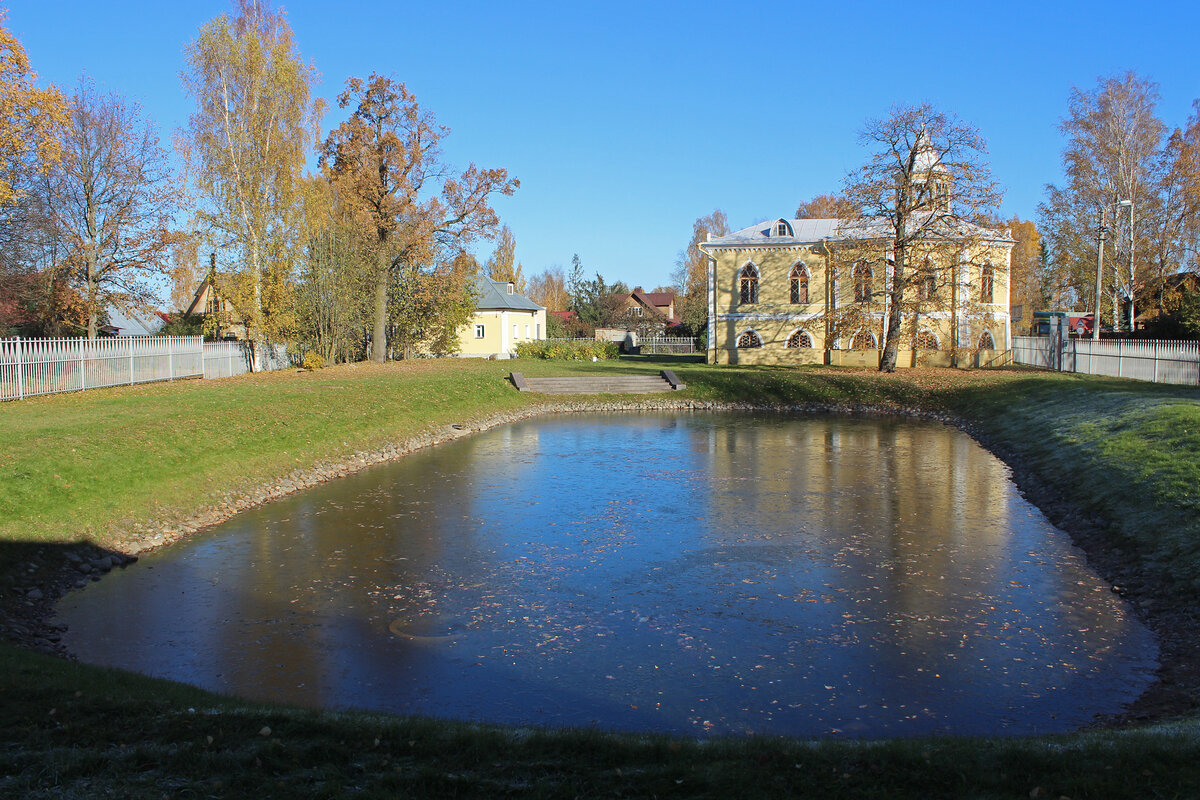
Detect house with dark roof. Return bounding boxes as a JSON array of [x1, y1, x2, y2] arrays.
[[616, 287, 677, 334], [456, 275, 546, 358]]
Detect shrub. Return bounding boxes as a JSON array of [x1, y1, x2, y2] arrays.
[[515, 340, 620, 360], [301, 352, 325, 371]]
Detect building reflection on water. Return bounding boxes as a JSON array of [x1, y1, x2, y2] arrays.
[[56, 413, 1155, 738]]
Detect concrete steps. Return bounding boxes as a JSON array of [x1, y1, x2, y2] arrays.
[[510, 370, 685, 394]]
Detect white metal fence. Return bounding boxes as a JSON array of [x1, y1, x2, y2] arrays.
[[640, 336, 697, 355], [1012, 335, 1200, 385], [201, 341, 290, 379], [1, 336, 293, 401]]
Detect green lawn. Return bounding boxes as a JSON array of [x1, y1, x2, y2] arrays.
[[3, 357, 1200, 798]]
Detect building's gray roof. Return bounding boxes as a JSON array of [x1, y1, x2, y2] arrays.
[[474, 275, 543, 311], [107, 306, 165, 336], [706, 216, 1013, 247]]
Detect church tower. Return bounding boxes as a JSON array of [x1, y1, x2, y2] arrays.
[[904, 129, 951, 213]]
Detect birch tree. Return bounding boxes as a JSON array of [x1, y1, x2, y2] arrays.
[[295, 177, 372, 363], [50, 77, 184, 338], [484, 224, 525, 292], [526, 266, 568, 311], [1039, 72, 1165, 330], [673, 209, 728, 337], [320, 74, 517, 362], [180, 0, 319, 361], [842, 104, 1002, 371]]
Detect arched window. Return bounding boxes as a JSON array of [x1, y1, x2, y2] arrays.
[[774, 218, 792, 237], [978, 330, 995, 350], [853, 262, 873, 303], [789, 264, 809, 304], [786, 329, 813, 349], [980, 265, 994, 303], [737, 330, 762, 348], [739, 264, 759, 304], [918, 259, 937, 301], [913, 330, 939, 350], [850, 330, 875, 350]]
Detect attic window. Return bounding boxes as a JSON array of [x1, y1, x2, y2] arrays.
[[777, 222, 788, 236], [507, 282, 514, 295]]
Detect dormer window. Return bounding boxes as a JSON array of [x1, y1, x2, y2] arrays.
[[773, 218, 793, 237], [507, 282, 514, 295]]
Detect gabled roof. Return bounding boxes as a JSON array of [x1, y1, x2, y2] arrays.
[[621, 287, 675, 310], [474, 275, 543, 312], [705, 216, 1014, 247], [106, 305, 166, 336], [184, 274, 222, 315]]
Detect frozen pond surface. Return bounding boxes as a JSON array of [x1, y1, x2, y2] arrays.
[[57, 413, 1157, 738]]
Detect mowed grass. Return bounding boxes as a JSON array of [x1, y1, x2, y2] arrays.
[[0, 360, 530, 543], [3, 641, 1198, 800], [3, 356, 1200, 798]]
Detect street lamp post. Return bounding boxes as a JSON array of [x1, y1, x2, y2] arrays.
[[1093, 209, 1107, 341], [1119, 199, 1134, 332]]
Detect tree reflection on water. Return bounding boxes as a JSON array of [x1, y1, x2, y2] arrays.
[[57, 413, 1157, 738]]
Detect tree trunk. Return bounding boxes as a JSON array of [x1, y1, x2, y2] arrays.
[[370, 262, 389, 363], [86, 260, 98, 340], [879, 246, 904, 372]]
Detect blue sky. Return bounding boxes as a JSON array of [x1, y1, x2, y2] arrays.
[[7, 0, 1200, 295]]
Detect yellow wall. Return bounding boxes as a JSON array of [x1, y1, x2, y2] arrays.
[[455, 308, 547, 358], [707, 240, 1012, 367]]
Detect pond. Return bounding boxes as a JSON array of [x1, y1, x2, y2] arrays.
[[56, 412, 1156, 738]]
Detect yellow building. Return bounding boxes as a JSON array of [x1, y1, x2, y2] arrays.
[[455, 276, 546, 359], [699, 217, 1013, 367], [184, 274, 246, 341]]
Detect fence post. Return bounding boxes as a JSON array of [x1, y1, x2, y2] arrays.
[[1153, 340, 1159, 384], [14, 337, 24, 400], [1118, 339, 1123, 378], [168, 336, 174, 380], [79, 338, 86, 391]]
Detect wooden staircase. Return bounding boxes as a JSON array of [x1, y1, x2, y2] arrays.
[[510, 370, 685, 395]]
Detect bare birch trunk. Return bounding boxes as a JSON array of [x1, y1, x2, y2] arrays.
[[880, 243, 904, 372]]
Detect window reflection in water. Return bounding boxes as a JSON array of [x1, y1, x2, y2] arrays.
[[57, 413, 1156, 738]]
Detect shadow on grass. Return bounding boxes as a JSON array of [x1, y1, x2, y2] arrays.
[[0, 540, 135, 655]]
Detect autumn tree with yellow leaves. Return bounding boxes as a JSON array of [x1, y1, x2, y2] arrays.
[[0, 11, 71, 335], [320, 73, 517, 362], [485, 225, 526, 293], [180, 0, 320, 363], [0, 11, 67, 208]]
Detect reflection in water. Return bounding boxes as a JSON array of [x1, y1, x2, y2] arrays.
[[56, 413, 1156, 738]]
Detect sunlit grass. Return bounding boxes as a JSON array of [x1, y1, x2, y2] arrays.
[[3, 357, 1200, 796]]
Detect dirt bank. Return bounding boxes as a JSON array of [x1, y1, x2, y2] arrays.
[[2, 399, 1193, 731]]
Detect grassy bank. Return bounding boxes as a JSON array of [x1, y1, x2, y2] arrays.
[[3, 357, 1200, 798]]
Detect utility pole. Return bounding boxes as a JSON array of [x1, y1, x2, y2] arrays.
[[1093, 210, 1107, 341], [208, 252, 221, 342]]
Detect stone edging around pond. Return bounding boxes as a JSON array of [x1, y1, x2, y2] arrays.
[[4, 398, 1196, 731]]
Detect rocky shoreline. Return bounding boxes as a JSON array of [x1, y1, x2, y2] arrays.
[[2, 398, 1194, 731]]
